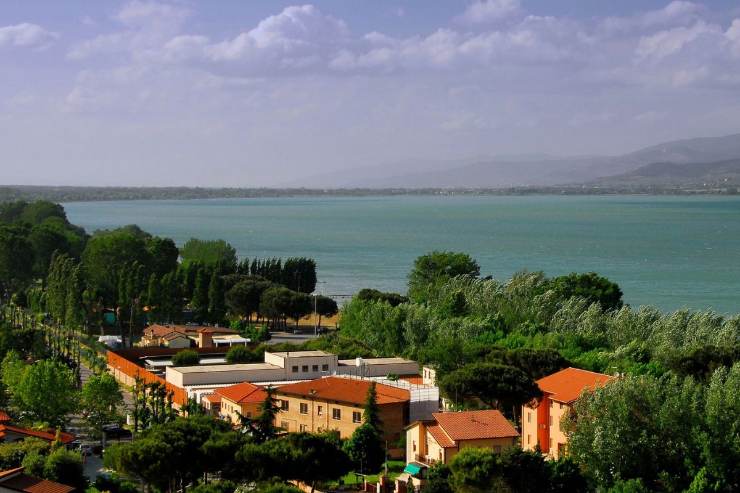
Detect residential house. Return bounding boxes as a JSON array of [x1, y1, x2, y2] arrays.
[[405, 410, 519, 468], [213, 382, 267, 424], [0, 425, 75, 446], [140, 325, 243, 349], [0, 467, 75, 493], [272, 376, 410, 453], [521, 367, 613, 459]]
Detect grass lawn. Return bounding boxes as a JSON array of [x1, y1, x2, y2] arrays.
[[325, 461, 406, 489]]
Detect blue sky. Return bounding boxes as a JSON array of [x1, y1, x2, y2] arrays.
[[2, 1, 740, 186]]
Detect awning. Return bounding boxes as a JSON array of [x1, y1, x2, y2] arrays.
[[403, 463, 422, 476]]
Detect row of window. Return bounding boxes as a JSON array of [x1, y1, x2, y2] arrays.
[[286, 400, 363, 423], [290, 364, 330, 373]]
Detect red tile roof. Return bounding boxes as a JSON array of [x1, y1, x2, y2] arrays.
[[275, 377, 410, 406], [426, 423, 455, 448], [146, 324, 237, 338], [216, 382, 266, 404], [432, 410, 519, 442], [536, 367, 614, 403], [0, 425, 75, 445], [0, 468, 75, 493], [399, 376, 424, 385], [203, 393, 222, 404], [0, 411, 11, 423]]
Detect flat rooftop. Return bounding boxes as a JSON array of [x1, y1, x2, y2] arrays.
[[170, 363, 280, 373], [339, 357, 417, 365], [268, 350, 334, 358], [145, 356, 227, 368]]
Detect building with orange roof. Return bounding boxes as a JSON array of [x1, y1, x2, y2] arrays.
[[0, 425, 75, 445], [522, 367, 613, 459], [212, 382, 267, 424], [0, 467, 75, 493], [405, 410, 519, 468], [140, 324, 241, 349], [272, 376, 411, 452]]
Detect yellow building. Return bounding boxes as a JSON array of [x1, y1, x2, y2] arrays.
[[521, 367, 613, 459], [405, 410, 519, 467], [207, 381, 267, 424], [272, 377, 410, 450]]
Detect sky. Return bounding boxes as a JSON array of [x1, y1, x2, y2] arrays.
[[1, 0, 740, 187]]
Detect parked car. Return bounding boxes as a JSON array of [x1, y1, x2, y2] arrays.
[[102, 424, 132, 440]]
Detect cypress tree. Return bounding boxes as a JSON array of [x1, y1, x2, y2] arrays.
[[208, 270, 225, 324], [191, 267, 209, 323]]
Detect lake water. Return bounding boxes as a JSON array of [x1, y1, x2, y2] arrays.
[[63, 195, 740, 313]]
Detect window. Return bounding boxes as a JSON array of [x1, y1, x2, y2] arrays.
[[550, 401, 554, 408], [527, 434, 531, 445], [299, 424, 307, 432], [494, 445, 502, 453], [312, 365, 319, 372], [280, 399, 289, 411], [332, 408, 341, 420], [292, 366, 298, 373], [413, 441, 416, 452], [317, 405, 323, 416], [302, 365, 309, 372], [549, 439, 553, 449], [352, 411, 362, 423], [246, 412, 252, 418], [527, 412, 531, 423], [280, 421, 289, 431], [549, 416, 553, 426], [300, 403, 308, 415], [559, 403, 563, 410], [322, 364, 329, 371]]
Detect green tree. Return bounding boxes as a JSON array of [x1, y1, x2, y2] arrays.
[[550, 272, 623, 311], [172, 349, 200, 367], [356, 289, 408, 307], [226, 279, 272, 323], [191, 268, 210, 323], [343, 423, 385, 474], [13, 360, 78, 427], [438, 363, 540, 418], [208, 271, 226, 324], [362, 382, 381, 432], [81, 373, 124, 442], [408, 251, 479, 304], [0, 225, 34, 294], [314, 295, 338, 328], [259, 286, 295, 329], [43, 448, 87, 491], [225, 345, 257, 364], [281, 258, 317, 294], [146, 236, 179, 277], [181, 239, 237, 273]]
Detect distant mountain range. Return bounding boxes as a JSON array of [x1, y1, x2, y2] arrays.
[[295, 133, 740, 189], [588, 158, 740, 187]]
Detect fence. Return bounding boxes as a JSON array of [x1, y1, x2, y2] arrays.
[[107, 351, 188, 406]]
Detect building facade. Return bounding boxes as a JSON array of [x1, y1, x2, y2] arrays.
[[521, 367, 613, 459], [272, 377, 410, 450], [406, 410, 519, 467]]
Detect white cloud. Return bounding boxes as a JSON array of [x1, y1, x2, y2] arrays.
[[0, 23, 57, 49], [728, 19, 740, 57], [636, 21, 719, 61], [457, 0, 522, 25], [602, 1, 702, 34]]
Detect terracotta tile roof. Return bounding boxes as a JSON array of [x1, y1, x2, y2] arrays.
[[0, 411, 11, 423], [275, 377, 410, 406], [196, 327, 237, 335], [432, 410, 519, 442], [426, 423, 455, 448], [203, 393, 222, 404], [216, 382, 267, 404], [162, 332, 190, 341], [0, 468, 75, 493], [0, 425, 75, 445], [536, 367, 614, 403]]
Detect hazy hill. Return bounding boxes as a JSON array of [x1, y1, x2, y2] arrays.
[[588, 158, 740, 187], [307, 133, 740, 188]]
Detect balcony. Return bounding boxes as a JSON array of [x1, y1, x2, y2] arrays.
[[414, 454, 438, 466]]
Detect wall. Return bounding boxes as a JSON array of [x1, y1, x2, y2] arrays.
[[445, 437, 517, 463], [166, 365, 285, 387], [272, 393, 408, 450], [521, 403, 539, 452], [107, 351, 187, 407], [406, 422, 426, 463], [548, 400, 570, 459], [219, 398, 262, 425]]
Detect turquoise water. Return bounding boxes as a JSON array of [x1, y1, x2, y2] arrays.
[[63, 195, 740, 313]]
